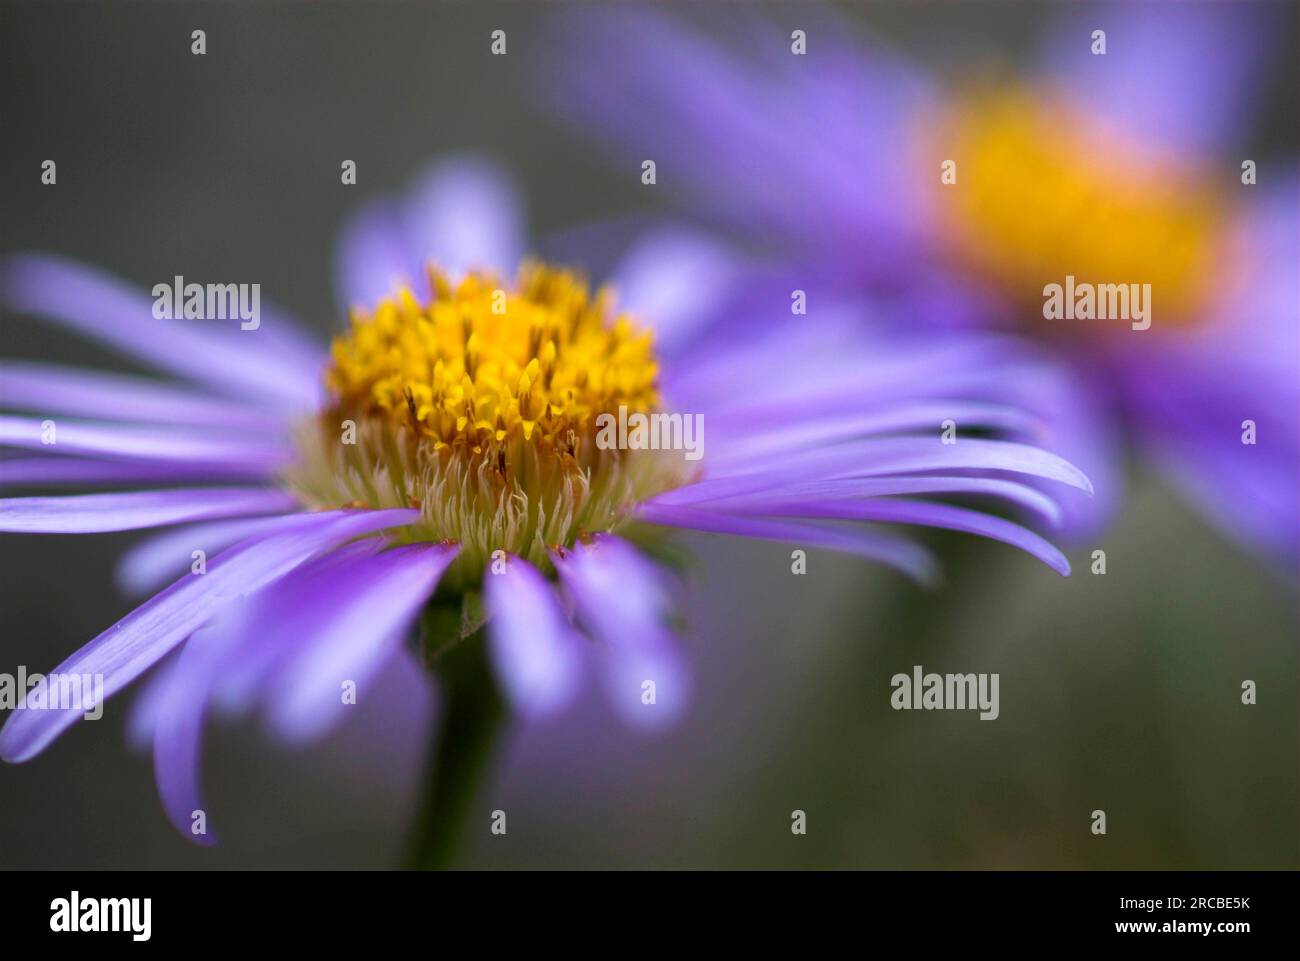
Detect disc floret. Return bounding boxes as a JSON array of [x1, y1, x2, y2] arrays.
[[287, 262, 691, 583]]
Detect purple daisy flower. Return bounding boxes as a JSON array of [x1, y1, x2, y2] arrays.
[[543, 3, 1299, 562], [0, 156, 1089, 852]]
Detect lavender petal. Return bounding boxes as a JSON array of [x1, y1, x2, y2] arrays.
[[0, 507, 418, 762], [485, 554, 584, 719], [0, 488, 299, 533]]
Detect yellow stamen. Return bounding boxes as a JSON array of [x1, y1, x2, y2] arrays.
[[325, 262, 660, 449], [286, 261, 690, 584]]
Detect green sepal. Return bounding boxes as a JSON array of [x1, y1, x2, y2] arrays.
[[419, 588, 488, 664]]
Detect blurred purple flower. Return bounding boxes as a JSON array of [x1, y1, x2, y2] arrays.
[[543, 3, 1299, 561], [0, 157, 1089, 842]]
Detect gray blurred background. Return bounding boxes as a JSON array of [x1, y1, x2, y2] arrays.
[[0, 1, 1295, 869]]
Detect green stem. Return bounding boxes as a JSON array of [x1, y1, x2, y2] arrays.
[[404, 620, 507, 870]]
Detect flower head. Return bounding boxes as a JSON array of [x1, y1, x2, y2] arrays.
[[928, 83, 1225, 326], [292, 262, 684, 578], [545, 5, 1299, 561], [0, 157, 1088, 843]]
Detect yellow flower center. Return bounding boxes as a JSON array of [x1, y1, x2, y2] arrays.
[[286, 262, 690, 586], [326, 262, 661, 448], [927, 85, 1229, 330]]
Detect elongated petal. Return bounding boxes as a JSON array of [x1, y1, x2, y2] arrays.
[[1125, 351, 1300, 563], [0, 488, 298, 533], [701, 475, 1063, 527], [151, 541, 384, 841], [710, 401, 1043, 466], [606, 226, 741, 357], [0, 360, 275, 430], [485, 555, 584, 719], [0, 507, 418, 762], [1114, 183, 1299, 562], [553, 536, 689, 730], [667, 321, 1036, 419], [2, 253, 322, 410], [597, 638, 690, 733], [0, 456, 273, 489], [635, 502, 937, 584], [207, 540, 386, 713], [264, 542, 459, 742], [333, 156, 526, 306], [334, 201, 419, 309], [1041, 2, 1269, 155], [719, 497, 1070, 576], [151, 539, 452, 842], [0, 415, 290, 471], [152, 628, 223, 845], [400, 156, 525, 279], [125, 648, 181, 751], [543, 8, 931, 274], [1013, 367, 1123, 542], [116, 515, 322, 595], [653, 437, 1092, 508]]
